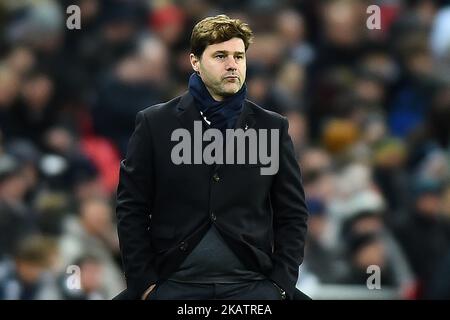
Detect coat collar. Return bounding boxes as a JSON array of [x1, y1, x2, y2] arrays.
[[175, 91, 255, 132]]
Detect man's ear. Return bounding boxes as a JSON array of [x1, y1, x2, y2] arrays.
[[190, 53, 200, 73]]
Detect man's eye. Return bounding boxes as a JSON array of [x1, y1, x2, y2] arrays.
[[216, 55, 225, 59], [235, 56, 244, 60]]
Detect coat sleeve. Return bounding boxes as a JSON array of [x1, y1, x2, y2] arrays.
[[116, 110, 157, 299], [269, 117, 309, 299]]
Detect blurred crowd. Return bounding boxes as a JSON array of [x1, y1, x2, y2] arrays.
[[0, 0, 450, 299]]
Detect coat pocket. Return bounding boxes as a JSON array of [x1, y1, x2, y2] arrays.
[[150, 224, 176, 253], [151, 224, 176, 239]]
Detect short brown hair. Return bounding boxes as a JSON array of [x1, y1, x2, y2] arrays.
[[15, 235, 58, 267], [190, 15, 254, 57]]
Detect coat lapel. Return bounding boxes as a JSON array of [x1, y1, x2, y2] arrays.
[[235, 99, 255, 131], [175, 91, 203, 131]]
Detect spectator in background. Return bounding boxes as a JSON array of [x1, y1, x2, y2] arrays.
[[148, 4, 186, 49], [285, 109, 308, 159], [388, 36, 435, 138], [8, 69, 57, 147], [339, 231, 397, 287], [272, 60, 306, 113], [351, 68, 386, 121], [59, 197, 124, 299], [300, 147, 336, 204], [321, 118, 360, 162], [301, 198, 345, 285], [56, 254, 106, 300], [4, 47, 36, 78], [34, 191, 71, 237], [247, 59, 304, 116], [275, 9, 314, 66], [355, 46, 399, 93], [393, 176, 450, 298], [40, 125, 100, 195], [5, 139, 41, 204], [338, 190, 415, 295], [0, 154, 38, 259], [372, 138, 410, 224], [92, 36, 171, 155], [246, 63, 271, 107], [0, 235, 59, 300]]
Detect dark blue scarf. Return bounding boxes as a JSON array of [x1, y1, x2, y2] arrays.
[[188, 73, 246, 131]]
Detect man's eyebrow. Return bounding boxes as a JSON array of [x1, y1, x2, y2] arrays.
[[213, 50, 245, 55]]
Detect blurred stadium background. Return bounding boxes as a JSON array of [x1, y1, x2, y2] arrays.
[[0, 0, 450, 300]]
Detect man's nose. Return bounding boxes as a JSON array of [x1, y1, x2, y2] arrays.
[[225, 56, 238, 70]]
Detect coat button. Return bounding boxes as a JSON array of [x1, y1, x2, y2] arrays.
[[213, 173, 220, 182], [179, 241, 188, 251]]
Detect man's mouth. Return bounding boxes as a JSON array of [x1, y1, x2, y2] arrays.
[[224, 75, 239, 81]]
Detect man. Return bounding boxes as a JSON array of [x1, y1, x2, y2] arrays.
[[115, 15, 309, 300]]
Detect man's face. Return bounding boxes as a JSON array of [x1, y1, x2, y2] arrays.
[[190, 37, 246, 101]]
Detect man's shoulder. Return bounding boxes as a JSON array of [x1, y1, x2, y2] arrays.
[[140, 95, 184, 118], [245, 99, 286, 123]]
